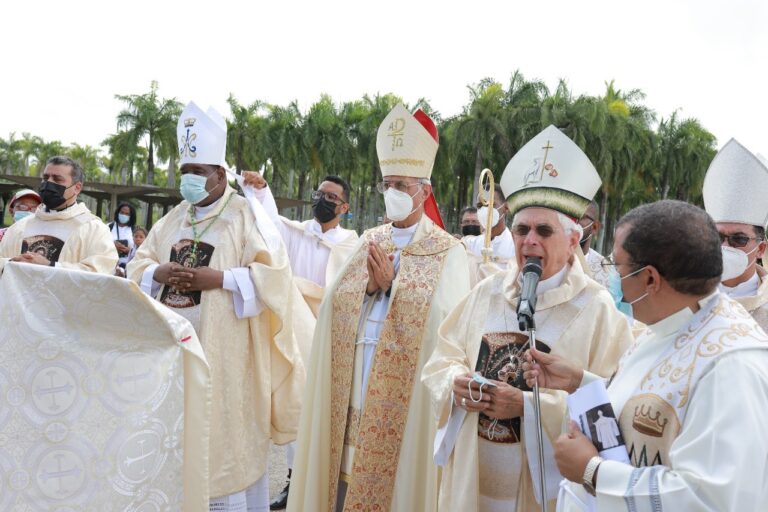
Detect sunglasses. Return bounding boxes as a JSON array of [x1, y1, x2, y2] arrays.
[[512, 224, 556, 238], [719, 233, 761, 248]]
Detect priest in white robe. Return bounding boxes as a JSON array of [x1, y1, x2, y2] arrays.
[[463, 183, 516, 287], [243, 172, 359, 317], [524, 200, 768, 511], [422, 125, 633, 512], [287, 104, 470, 512], [0, 156, 118, 274], [703, 138, 768, 329], [577, 201, 610, 289], [127, 102, 310, 511]]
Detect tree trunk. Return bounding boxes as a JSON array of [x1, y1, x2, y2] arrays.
[[471, 146, 482, 204], [147, 132, 155, 186], [167, 152, 177, 188], [598, 190, 609, 254], [370, 163, 380, 226], [297, 170, 309, 220], [356, 183, 366, 233]]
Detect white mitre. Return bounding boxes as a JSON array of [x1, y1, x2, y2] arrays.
[[499, 125, 602, 219], [376, 104, 439, 179], [178, 101, 228, 168], [703, 138, 768, 228]]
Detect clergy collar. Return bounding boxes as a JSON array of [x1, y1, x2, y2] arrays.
[[515, 262, 568, 295], [392, 222, 418, 249], [719, 270, 760, 299], [646, 291, 718, 338], [45, 200, 78, 213]]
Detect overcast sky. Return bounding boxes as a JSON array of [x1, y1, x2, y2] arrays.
[[1, 0, 766, 159]]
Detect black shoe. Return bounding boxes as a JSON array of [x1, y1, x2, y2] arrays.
[[269, 481, 290, 510]]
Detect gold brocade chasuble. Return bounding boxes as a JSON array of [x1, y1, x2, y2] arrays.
[[618, 294, 768, 468], [327, 223, 459, 512]]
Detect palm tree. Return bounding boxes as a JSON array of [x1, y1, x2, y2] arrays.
[[454, 79, 511, 203], [114, 81, 182, 186]]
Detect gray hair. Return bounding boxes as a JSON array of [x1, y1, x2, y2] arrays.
[[46, 156, 84, 185]]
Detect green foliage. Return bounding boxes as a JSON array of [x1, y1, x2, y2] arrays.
[[0, 75, 719, 247]]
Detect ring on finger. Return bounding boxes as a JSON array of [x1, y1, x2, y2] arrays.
[[461, 397, 467, 408]]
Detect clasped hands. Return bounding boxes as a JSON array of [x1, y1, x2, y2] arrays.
[[154, 262, 223, 292], [11, 252, 50, 266], [366, 241, 394, 295]]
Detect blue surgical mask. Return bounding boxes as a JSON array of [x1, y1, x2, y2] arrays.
[[180, 174, 210, 205], [13, 210, 32, 222], [118, 213, 130, 225], [607, 266, 648, 318]]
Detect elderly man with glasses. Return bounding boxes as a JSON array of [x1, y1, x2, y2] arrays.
[[288, 104, 470, 512], [243, 172, 359, 510], [422, 125, 632, 512], [701, 139, 768, 330]]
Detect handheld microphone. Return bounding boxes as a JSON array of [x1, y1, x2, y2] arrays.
[[517, 257, 543, 331]]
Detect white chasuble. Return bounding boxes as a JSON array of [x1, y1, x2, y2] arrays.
[[0, 202, 118, 274], [127, 187, 311, 499], [560, 293, 768, 511], [287, 216, 470, 512], [0, 261, 211, 511], [422, 260, 633, 512]]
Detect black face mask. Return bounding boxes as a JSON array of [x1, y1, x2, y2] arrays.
[[461, 225, 482, 237], [39, 181, 73, 210], [313, 197, 338, 224]]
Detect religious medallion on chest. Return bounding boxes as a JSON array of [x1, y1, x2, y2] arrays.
[[475, 332, 551, 443], [21, 235, 65, 263], [159, 239, 215, 309]]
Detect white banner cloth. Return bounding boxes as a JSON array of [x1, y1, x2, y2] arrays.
[[0, 262, 211, 511]]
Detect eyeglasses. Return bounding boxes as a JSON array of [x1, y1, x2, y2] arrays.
[[376, 181, 423, 194], [13, 204, 37, 212], [311, 190, 346, 205], [719, 233, 761, 248], [600, 254, 647, 273], [512, 223, 557, 238]]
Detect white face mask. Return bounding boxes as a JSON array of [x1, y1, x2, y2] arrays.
[[721, 245, 757, 281], [384, 187, 421, 222], [477, 206, 501, 228]]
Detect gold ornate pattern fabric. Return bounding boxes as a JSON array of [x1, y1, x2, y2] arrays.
[[621, 295, 768, 467], [327, 224, 458, 511]]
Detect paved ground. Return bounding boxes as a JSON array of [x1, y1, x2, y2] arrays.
[[267, 443, 289, 508]]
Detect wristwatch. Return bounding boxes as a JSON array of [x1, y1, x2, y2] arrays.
[[582, 456, 604, 496]]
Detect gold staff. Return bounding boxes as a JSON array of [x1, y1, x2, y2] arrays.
[[478, 168, 495, 263]]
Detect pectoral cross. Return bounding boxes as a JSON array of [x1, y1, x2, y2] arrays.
[[539, 141, 553, 180]]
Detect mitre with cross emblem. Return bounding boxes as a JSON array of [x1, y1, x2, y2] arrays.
[[703, 138, 768, 228], [177, 101, 228, 168], [499, 125, 602, 219], [376, 103, 439, 179]]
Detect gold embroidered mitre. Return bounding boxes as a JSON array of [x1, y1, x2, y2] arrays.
[[376, 104, 439, 179]]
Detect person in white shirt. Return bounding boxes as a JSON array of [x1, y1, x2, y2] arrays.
[[109, 202, 137, 270], [462, 184, 516, 286], [524, 199, 768, 511], [577, 201, 611, 288]]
